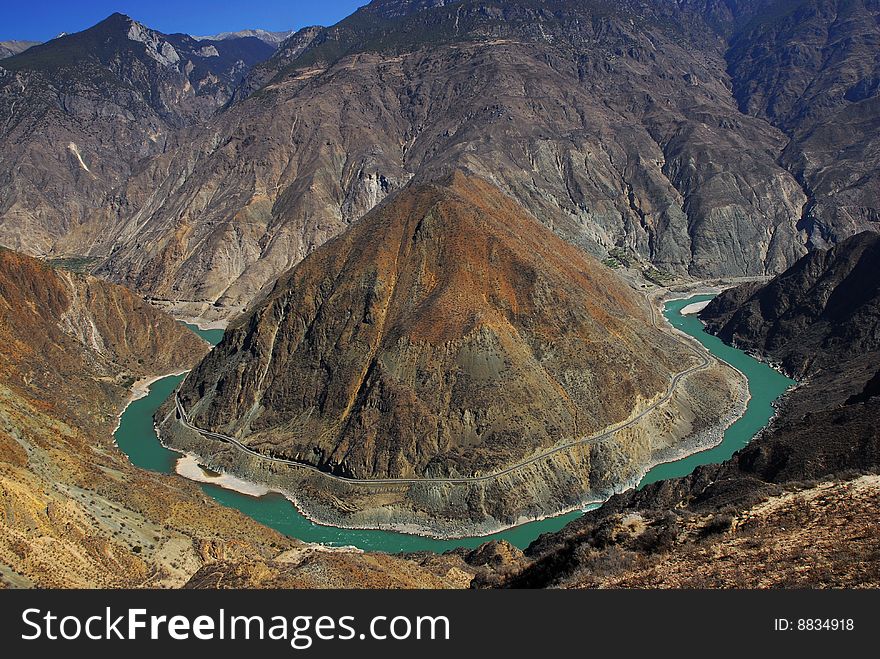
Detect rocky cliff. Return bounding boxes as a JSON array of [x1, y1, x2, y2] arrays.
[[701, 231, 880, 378], [726, 0, 880, 249]]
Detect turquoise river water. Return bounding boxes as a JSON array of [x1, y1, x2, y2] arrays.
[[114, 298, 793, 552]]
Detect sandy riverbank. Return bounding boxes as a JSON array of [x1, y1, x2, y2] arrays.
[[680, 299, 711, 315], [175, 453, 271, 497], [145, 298, 242, 330]]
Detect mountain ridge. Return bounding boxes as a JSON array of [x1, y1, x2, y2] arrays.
[[0, 12, 276, 258], [701, 231, 880, 378], [0, 1, 876, 326], [87, 0, 812, 312]]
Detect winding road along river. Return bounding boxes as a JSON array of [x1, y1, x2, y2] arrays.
[[114, 296, 793, 552]]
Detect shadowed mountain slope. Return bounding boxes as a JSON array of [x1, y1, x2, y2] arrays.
[[701, 231, 880, 378]]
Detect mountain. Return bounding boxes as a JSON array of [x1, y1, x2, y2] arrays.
[[193, 29, 295, 46], [0, 40, 39, 59], [701, 231, 880, 378], [92, 0, 804, 311], [0, 248, 210, 396], [487, 232, 880, 588], [0, 13, 275, 256], [725, 0, 880, 248], [0, 1, 877, 319], [230, 25, 324, 99], [1, 13, 275, 124], [162, 173, 740, 535], [493, 474, 880, 588]]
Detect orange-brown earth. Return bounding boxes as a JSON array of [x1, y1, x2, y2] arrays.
[[0, 248, 465, 588], [179, 173, 689, 478]]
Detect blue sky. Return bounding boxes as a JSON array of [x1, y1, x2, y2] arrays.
[[1, 1, 367, 42]]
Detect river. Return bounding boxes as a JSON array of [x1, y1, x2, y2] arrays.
[[114, 297, 793, 552]]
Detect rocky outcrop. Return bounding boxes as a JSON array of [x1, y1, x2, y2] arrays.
[[701, 231, 880, 378], [491, 475, 880, 589]]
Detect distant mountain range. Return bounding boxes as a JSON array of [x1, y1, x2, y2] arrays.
[[193, 28, 295, 45], [1, 28, 294, 57], [0, 0, 875, 317], [0, 40, 40, 58]]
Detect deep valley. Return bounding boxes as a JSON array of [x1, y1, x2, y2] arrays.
[[0, 0, 877, 591]]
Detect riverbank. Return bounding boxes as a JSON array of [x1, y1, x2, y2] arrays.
[[158, 343, 744, 539], [145, 298, 242, 331], [174, 454, 271, 497], [112, 370, 188, 436], [134, 294, 781, 547], [680, 300, 711, 315]]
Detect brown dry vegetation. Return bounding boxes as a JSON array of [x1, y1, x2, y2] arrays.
[[564, 476, 880, 589]]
